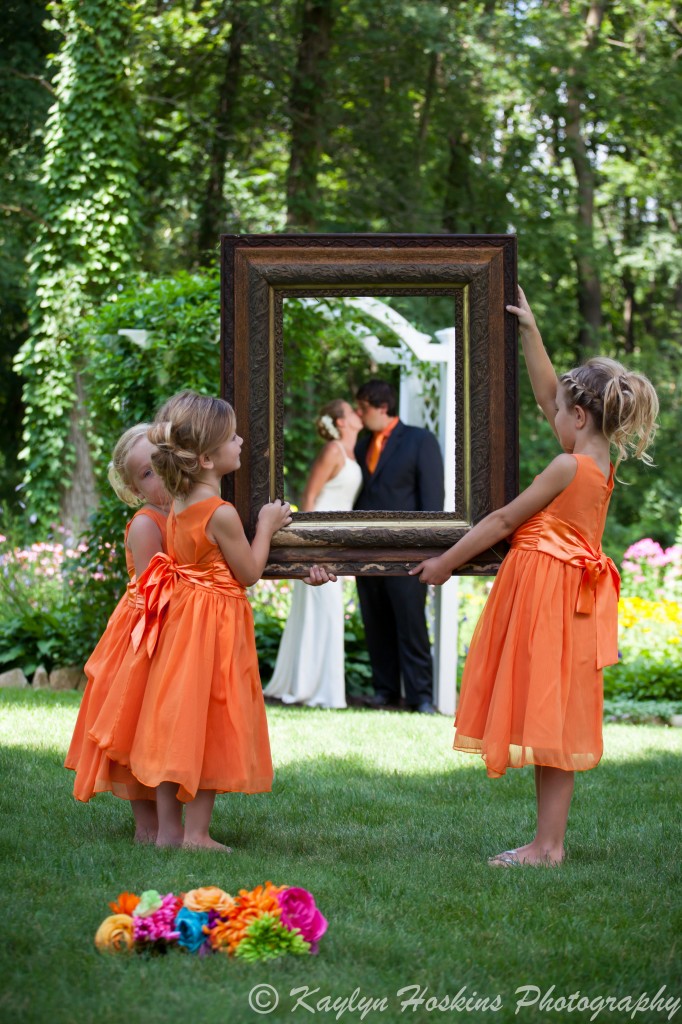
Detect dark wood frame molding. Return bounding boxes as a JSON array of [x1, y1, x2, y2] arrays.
[[221, 233, 518, 576]]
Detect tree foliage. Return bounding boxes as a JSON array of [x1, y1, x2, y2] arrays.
[[2, 0, 680, 553]]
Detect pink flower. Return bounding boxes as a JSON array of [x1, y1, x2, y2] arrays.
[[276, 888, 327, 951], [623, 539, 664, 562], [132, 893, 180, 944]]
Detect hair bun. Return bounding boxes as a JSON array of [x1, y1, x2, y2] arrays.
[[147, 420, 173, 447], [147, 391, 237, 498], [316, 414, 341, 441]]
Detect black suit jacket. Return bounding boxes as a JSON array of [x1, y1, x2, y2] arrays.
[[354, 421, 444, 512]]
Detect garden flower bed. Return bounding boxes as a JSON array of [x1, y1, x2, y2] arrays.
[[1, 529, 681, 721]]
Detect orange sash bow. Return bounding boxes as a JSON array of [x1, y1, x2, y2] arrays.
[[511, 516, 620, 670], [131, 552, 246, 657]]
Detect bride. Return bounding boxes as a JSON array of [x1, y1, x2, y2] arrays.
[[264, 399, 363, 709]]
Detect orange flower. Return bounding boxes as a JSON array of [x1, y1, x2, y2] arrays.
[[206, 882, 286, 955], [184, 886, 235, 915], [108, 892, 140, 916]]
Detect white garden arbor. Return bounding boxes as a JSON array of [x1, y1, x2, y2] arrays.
[[297, 296, 460, 715]]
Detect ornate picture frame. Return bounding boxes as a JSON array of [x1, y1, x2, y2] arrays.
[[221, 233, 518, 577]]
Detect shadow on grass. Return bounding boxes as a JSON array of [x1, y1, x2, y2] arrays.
[[1, 733, 680, 870], [1, 710, 680, 1024]]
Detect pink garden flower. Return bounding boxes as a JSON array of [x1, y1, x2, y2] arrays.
[[623, 539, 664, 563], [276, 888, 327, 952], [132, 893, 180, 944]]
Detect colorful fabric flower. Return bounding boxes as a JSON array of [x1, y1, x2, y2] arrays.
[[95, 883, 326, 959], [234, 913, 311, 962], [133, 893, 180, 944], [109, 892, 140, 916], [133, 890, 163, 917], [207, 882, 286, 955], [175, 908, 210, 954], [183, 886, 235, 915], [276, 887, 328, 951], [94, 914, 135, 953]]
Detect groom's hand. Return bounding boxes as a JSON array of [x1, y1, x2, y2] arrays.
[[302, 565, 338, 586]]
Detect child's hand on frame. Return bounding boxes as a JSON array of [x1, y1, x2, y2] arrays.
[[506, 285, 536, 330], [258, 499, 292, 535], [302, 565, 338, 587], [409, 555, 451, 586]]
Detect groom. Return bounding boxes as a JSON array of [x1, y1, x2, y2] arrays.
[[354, 379, 444, 714]]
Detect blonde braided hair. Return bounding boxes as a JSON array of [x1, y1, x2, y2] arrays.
[[560, 357, 659, 465]]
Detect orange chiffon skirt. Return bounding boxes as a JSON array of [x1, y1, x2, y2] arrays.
[[122, 574, 273, 803], [453, 549, 604, 778], [64, 589, 156, 802]]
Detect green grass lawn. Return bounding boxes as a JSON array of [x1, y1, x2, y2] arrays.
[[1, 689, 680, 1024]]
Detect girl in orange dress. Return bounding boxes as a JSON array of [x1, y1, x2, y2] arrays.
[[64, 424, 169, 842], [411, 288, 659, 867], [114, 391, 297, 851]]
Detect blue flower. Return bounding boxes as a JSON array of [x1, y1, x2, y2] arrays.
[[175, 908, 209, 954]]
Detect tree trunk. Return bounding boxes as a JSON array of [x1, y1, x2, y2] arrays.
[[416, 52, 440, 168], [442, 131, 473, 233], [61, 374, 98, 535], [285, 0, 335, 231], [197, 8, 245, 263], [563, 0, 606, 357]]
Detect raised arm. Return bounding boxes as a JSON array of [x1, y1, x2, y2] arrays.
[[300, 442, 345, 512], [507, 286, 560, 440], [208, 501, 292, 587]]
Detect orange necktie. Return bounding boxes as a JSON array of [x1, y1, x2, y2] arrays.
[[366, 418, 399, 474]]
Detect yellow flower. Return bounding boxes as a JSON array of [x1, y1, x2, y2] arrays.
[[94, 914, 134, 953]]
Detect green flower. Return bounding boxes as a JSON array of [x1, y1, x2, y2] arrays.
[[234, 914, 311, 962], [133, 890, 163, 918]]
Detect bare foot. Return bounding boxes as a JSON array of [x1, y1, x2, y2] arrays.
[[134, 830, 158, 845], [182, 836, 233, 853], [488, 843, 564, 867], [155, 832, 184, 849]]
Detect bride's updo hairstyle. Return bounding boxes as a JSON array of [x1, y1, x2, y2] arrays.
[[107, 424, 151, 506], [148, 390, 237, 498], [316, 399, 346, 442], [559, 357, 659, 465]]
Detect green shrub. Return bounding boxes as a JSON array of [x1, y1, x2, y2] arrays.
[[602, 697, 682, 724], [603, 657, 682, 702]]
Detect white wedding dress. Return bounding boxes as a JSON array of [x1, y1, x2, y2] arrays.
[[264, 446, 363, 709]]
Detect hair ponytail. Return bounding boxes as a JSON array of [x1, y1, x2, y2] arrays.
[[602, 371, 659, 465]]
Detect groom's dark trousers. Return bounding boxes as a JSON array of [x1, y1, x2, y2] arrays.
[[354, 421, 445, 707]]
